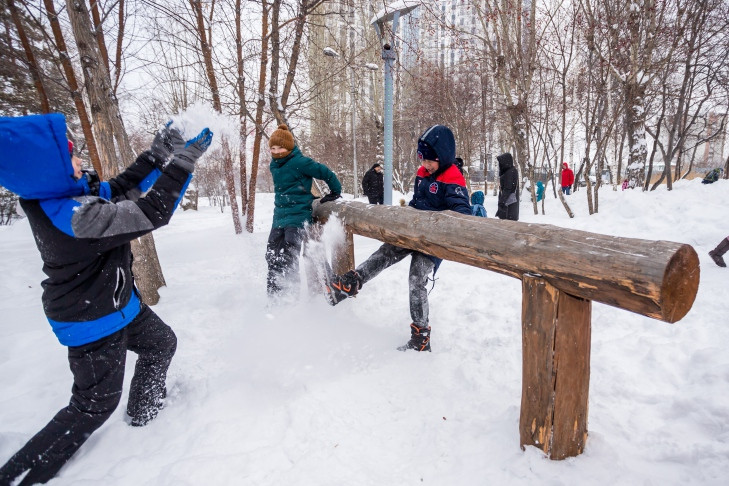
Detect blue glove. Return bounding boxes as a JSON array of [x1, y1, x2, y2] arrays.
[[171, 128, 214, 173]]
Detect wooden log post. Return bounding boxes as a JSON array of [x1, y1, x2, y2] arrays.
[[331, 228, 355, 275], [520, 275, 591, 459]]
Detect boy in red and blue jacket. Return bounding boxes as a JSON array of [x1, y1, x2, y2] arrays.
[[326, 125, 470, 352]]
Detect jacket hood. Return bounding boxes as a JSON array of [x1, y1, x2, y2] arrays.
[[0, 113, 86, 199], [471, 190, 485, 205], [368, 163, 382, 171], [497, 152, 514, 173], [418, 125, 456, 166]]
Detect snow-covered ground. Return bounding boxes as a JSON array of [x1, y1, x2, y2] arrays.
[[1, 178, 727, 485]]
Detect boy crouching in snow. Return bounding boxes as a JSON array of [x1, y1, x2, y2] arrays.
[[0, 113, 212, 485]]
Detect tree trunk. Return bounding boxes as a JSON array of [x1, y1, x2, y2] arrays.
[[8, 0, 51, 113], [236, 0, 249, 216], [42, 0, 102, 174], [625, 83, 648, 190], [66, 0, 165, 304], [190, 0, 242, 234], [246, 0, 270, 234]]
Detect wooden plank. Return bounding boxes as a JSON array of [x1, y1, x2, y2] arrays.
[[520, 275, 591, 459], [313, 200, 698, 323]]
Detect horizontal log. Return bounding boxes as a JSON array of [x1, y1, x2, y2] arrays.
[[313, 200, 699, 323]]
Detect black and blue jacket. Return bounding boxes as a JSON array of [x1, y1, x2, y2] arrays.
[[0, 113, 191, 346]]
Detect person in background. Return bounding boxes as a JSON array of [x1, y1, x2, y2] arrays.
[[0, 113, 212, 485], [323, 125, 471, 352], [495, 152, 519, 221], [471, 190, 487, 217], [361, 163, 384, 204], [702, 167, 723, 184], [709, 236, 729, 267], [536, 180, 545, 202], [267, 124, 342, 300], [561, 162, 574, 194]]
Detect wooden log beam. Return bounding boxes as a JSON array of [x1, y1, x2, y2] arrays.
[[313, 200, 699, 323]]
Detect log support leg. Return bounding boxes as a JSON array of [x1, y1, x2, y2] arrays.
[[332, 229, 355, 275], [520, 274, 591, 459]]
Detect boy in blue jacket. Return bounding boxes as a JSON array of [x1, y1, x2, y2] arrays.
[[0, 113, 212, 484], [325, 125, 471, 352]]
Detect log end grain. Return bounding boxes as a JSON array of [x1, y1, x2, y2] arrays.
[[660, 244, 700, 323]]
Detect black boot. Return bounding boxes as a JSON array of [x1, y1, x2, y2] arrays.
[[325, 270, 363, 306], [397, 323, 431, 352], [709, 237, 729, 268]]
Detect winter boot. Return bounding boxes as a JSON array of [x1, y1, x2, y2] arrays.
[[397, 323, 431, 352], [325, 270, 363, 306], [709, 237, 729, 268]]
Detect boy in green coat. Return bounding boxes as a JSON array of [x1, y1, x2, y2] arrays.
[[267, 124, 342, 299]]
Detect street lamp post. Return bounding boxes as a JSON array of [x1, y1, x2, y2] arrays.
[[371, 1, 419, 205]]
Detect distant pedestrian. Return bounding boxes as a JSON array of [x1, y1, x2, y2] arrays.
[[561, 162, 574, 194], [362, 163, 384, 204], [702, 168, 723, 184], [495, 152, 519, 221], [536, 180, 545, 202], [471, 190, 487, 217]]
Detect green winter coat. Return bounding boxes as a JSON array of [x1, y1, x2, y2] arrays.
[[270, 146, 342, 228]]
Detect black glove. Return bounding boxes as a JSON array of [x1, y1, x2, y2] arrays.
[[82, 169, 100, 196], [170, 128, 214, 173], [320, 192, 341, 203], [150, 122, 185, 167]]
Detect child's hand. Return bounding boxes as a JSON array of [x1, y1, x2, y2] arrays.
[[150, 122, 185, 164], [171, 128, 214, 173]]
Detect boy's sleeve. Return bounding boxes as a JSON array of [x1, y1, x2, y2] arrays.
[[300, 158, 342, 194], [61, 162, 192, 248], [445, 183, 472, 215], [106, 151, 166, 202]]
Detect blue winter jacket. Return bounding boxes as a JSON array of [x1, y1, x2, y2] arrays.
[[0, 113, 192, 346]]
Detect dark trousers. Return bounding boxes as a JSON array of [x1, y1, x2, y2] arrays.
[[356, 243, 435, 328], [366, 194, 384, 205], [266, 227, 304, 297], [0, 305, 176, 485]]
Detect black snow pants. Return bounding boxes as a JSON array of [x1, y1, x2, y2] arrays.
[[356, 243, 435, 328], [266, 226, 305, 298], [0, 304, 176, 485]]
